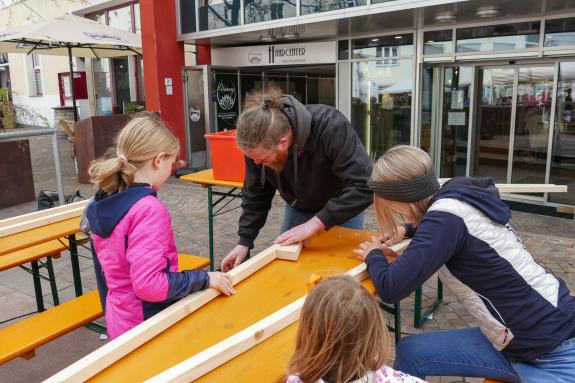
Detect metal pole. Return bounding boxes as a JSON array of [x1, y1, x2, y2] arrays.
[[52, 130, 66, 205], [67, 45, 79, 122]]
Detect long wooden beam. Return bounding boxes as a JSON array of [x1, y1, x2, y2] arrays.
[[145, 240, 411, 383], [44, 242, 301, 383], [437, 180, 567, 194], [0, 200, 89, 238]]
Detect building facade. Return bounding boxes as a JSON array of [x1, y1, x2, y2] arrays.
[[172, 0, 575, 208]]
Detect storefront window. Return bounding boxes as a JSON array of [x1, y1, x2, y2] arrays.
[[456, 22, 540, 53], [199, 0, 241, 31], [108, 5, 133, 32], [245, 0, 296, 23], [545, 18, 575, 47], [423, 30, 453, 55], [338, 40, 349, 60], [550, 62, 575, 206], [352, 34, 413, 59], [351, 59, 412, 159], [113, 58, 131, 113], [300, 0, 366, 15]]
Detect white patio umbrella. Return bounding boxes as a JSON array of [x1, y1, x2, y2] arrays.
[[0, 14, 142, 121]]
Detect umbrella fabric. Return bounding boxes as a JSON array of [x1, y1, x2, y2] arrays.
[[0, 14, 141, 58]]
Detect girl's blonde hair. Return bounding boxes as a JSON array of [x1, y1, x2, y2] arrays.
[[89, 114, 180, 194], [372, 145, 434, 234], [287, 275, 390, 383]]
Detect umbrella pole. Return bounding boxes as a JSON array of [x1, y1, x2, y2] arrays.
[[67, 45, 79, 122]]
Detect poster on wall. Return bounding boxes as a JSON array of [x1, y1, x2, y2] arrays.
[[214, 73, 239, 132]]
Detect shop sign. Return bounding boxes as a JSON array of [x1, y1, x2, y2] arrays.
[[212, 41, 336, 67], [214, 74, 239, 131]]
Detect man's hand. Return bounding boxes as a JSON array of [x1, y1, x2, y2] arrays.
[[274, 216, 325, 246], [221, 245, 250, 272], [207, 271, 235, 296]]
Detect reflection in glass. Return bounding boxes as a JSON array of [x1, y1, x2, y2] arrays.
[[245, 0, 296, 23], [472, 68, 514, 182], [107, 6, 132, 32], [420, 66, 436, 158], [457, 22, 540, 53], [199, 0, 241, 31], [550, 62, 575, 205], [338, 40, 349, 60], [441, 67, 472, 177], [300, 0, 366, 15], [134, 3, 141, 34], [510, 67, 554, 197], [351, 59, 412, 160], [545, 18, 575, 47], [86, 12, 105, 24], [352, 34, 413, 59], [113, 58, 130, 113], [424, 30, 453, 55]]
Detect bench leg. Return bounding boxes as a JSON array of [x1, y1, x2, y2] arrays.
[[30, 261, 45, 312], [414, 280, 443, 328], [46, 257, 60, 306], [380, 301, 402, 344], [68, 234, 83, 297]]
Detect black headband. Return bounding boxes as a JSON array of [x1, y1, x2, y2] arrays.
[[367, 169, 440, 202]]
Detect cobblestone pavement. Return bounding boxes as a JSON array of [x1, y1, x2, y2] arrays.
[[1, 134, 574, 383]]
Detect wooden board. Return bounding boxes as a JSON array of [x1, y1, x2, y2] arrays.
[[0, 200, 88, 238], [437, 179, 567, 193], [0, 199, 88, 227], [145, 240, 409, 382], [180, 169, 243, 189], [54, 228, 376, 382], [0, 217, 80, 257]]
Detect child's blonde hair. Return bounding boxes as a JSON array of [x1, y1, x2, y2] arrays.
[[372, 145, 434, 234], [89, 114, 180, 194], [287, 275, 390, 383]]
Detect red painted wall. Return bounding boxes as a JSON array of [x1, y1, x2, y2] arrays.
[[140, 0, 187, 159]]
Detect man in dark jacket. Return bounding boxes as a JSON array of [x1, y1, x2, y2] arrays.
[[221, 88, 373, 271]]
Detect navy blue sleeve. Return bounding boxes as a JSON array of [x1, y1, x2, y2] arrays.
[[164, 269, 210, 301], [366, 211, 468, 304]]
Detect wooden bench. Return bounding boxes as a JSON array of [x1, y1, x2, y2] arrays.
[[0, 254, 210, 365]]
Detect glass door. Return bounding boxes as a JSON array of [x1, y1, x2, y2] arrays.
[[472, 67, 515, 183], [184, 66, 211, 168], [510, 66, 555, 195]]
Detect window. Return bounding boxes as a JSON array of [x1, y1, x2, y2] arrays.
[[245, 0, 296, 24], [376, 47, 399, 66], [32, 54, 42, 96], [423, 30, 453, 55], [456, 22, 540, 53], [352, 34, 413, 59], [545, 17, 575, 47], [300, 0, 366, 15]]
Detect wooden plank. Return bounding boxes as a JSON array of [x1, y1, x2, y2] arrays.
[[275, 242, 302, 262], [145, 239, 411, 383], [0, 199, 88, 227], [0, 205, 86, 238], [180, 169, 243, 189], [437, 179, 567, 194], [44, 243, 284, 383]]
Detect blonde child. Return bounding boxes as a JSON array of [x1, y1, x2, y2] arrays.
[[355, 145, 575, 382], [86, 115, 234, 339], [286, 275, 426, 383]]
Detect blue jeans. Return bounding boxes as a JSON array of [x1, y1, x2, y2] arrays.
[[394, 328, 575, 383], [280, 203, 365, 234]]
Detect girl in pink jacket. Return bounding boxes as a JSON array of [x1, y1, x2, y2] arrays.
[[86, 115, 234, 339]]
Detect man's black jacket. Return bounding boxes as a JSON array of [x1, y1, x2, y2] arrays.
[[237, 96, 373, 248]]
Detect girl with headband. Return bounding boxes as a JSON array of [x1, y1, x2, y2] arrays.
[[353, 145, 575, 383]]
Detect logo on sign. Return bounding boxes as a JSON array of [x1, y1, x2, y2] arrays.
[[217, 81, 236, 111], [268, 45, 306, 64], [189, 106, 201, 122], [248, 51, 262, 64]]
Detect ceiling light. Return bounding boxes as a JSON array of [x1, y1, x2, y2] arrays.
[[371, 38, 379, 42], [434, 11, 456, 23], [475, 6, 499, 18], [394, 35, 403, 39], [427, 40, 435, 43]]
